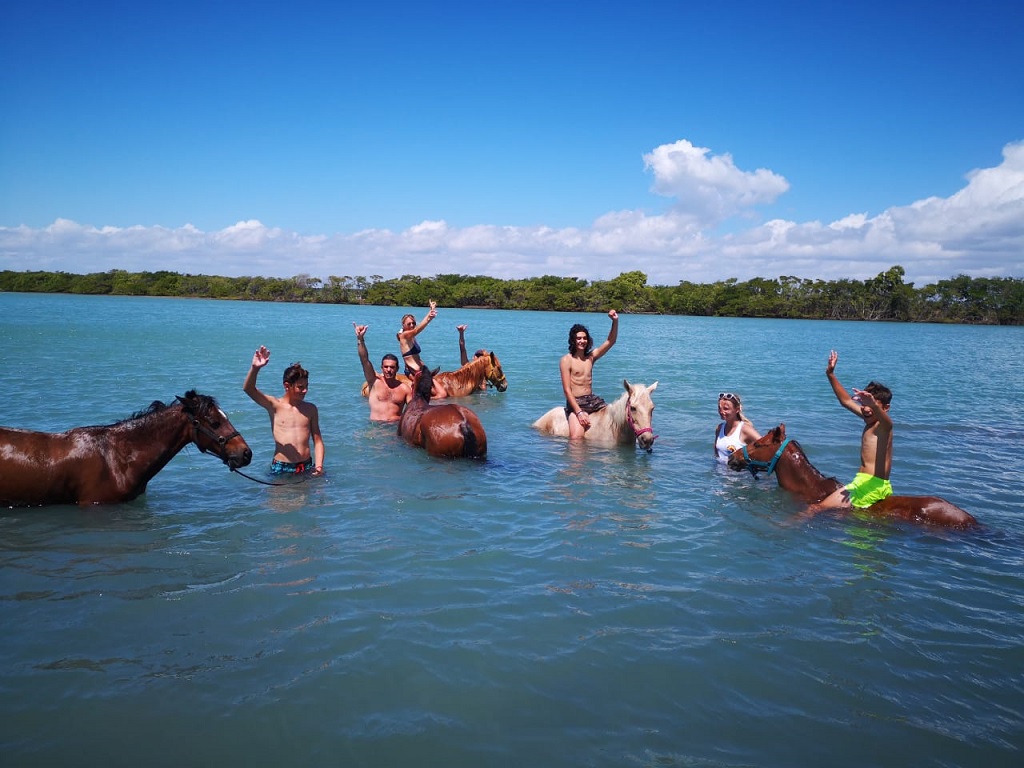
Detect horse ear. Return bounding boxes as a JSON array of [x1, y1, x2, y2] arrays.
[[649, 381, 658, 391], [622, 379, 631, 393], [774, 424, 786, 441], [431, 367, 440, 376]]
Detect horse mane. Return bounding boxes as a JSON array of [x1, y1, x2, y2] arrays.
[[124, 400, 169, 424], [599, 387, 635, 438], [438, 355, 489, 389], [117, 390, 219, 426]]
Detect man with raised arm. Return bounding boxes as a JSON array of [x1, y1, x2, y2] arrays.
[[355, 324, 413, 423], [559, 309, 619, 439], [243, 346, 324, 476], [817, 348, 894, 508]]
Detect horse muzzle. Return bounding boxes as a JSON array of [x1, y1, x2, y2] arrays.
[[225, 446, 253, 469], [635, 430, 657, 453]]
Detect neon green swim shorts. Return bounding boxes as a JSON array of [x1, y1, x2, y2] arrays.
[[845, 472, 893, 508]]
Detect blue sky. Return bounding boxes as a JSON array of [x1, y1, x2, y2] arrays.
[[2, 0, 1022, 286]]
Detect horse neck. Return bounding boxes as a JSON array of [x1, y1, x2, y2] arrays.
[[775, 442, 841, 503], [406, 384, 432, 414], [115, 404, 193, 484], [452, 357, 488, 389], [603, 391, 631, 442]]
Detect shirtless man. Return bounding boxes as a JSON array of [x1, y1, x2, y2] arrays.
[[243, 346, 324, 476], [817, 349, 893, 508], [355, 324, 413, 422], [560, 309, 619, 439]]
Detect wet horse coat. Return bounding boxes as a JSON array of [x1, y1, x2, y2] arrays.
[[0, 390, 252, 507], [727, 424, 977, 529], [532, 380, 658, 452], [398, 368, 488, 459], [434, 352, 507, 397]]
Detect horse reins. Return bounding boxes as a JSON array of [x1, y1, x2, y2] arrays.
[[229, 466, 311, 487], [741, 438, 792, 477]]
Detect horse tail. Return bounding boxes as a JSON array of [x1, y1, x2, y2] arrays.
[[459, 419, 481, 458]]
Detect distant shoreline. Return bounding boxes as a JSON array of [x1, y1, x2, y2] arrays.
[[2, 266, 1021, 325]]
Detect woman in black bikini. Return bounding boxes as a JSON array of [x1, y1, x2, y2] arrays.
[[397, 300, 437, 377]]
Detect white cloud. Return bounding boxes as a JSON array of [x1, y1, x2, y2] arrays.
[[2, 140, 1023, 287], [642, 139, 791, 223]]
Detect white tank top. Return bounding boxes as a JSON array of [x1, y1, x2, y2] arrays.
[[715, 421, 745, 461]]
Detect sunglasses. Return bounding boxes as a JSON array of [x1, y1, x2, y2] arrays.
[[719, 392, 740, 403]]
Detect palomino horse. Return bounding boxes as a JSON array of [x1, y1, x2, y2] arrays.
[[532, 380, 659, 452], [398, 368, 488, 459], [727, 423, 977, 529], [0, 390, 252, 507], [361, 352, 508, 399]]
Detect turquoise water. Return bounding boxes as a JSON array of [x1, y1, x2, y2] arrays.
[[1, 293, 1022, 766]]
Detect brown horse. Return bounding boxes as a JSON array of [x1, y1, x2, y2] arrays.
[[727, 423, 978, 529], [532, 380, 659, 452], [0, 390, 252, 507], [361, 352, 507, 399], [397, 367, 487, 459]]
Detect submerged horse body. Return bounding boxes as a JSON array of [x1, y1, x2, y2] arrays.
[[727, 424, 977, 529], [362, 352, 507, 399], [398, 368, 488, 459], [532, 380, 659, 452], [0, 390, 251, 507]]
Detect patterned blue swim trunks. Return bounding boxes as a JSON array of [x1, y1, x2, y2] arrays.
[[271, 458, 316, 475]]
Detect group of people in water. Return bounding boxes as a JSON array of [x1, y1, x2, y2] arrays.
[[243, 302, 895, 511]]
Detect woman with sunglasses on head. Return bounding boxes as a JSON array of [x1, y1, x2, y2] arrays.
[[714, 392, 761, 461]]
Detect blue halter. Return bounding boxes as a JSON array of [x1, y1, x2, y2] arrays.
[[741, 438, 792, 476]]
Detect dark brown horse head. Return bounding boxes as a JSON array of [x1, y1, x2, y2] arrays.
[[412, 367, 440, 402], [176, 390, 252, 469], [727, 423, 787, 473], [486, 352, 508, 392]]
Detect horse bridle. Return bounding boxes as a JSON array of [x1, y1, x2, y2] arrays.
[[190, 417, 241, 455], [625, 394, 658, 448], [740, 437, 791, 476], [176, 397, 242, 462], [486, 360, 506, 389]]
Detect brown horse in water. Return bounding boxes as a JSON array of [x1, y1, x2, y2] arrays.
[[362, 352, 507, 399], [398, 368, 487, 459], [0, 390, 252, 507], [532, 380, 659, 452], [727, 424, 977, 529]]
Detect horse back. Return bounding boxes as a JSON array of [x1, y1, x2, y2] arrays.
[[0, 426, 110, 506], [532, 406, 569, 437], [870, 495, 978, 529], [420, 404, 487, 458]]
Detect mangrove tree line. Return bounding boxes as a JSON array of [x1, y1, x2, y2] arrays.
[[2, 266, 1022, 324]]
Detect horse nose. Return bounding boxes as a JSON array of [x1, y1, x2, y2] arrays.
[[232, 447, 253, 468]]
